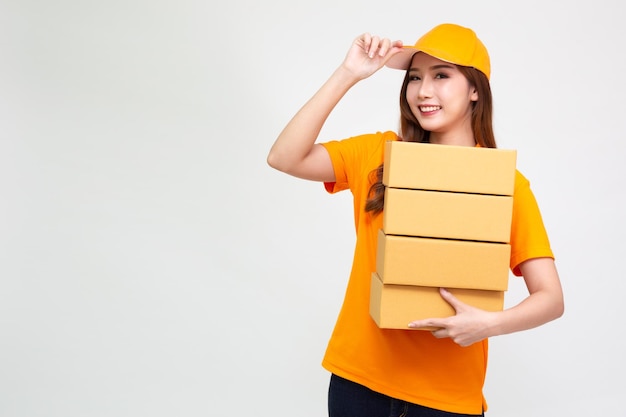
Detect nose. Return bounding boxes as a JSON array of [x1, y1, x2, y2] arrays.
[[417, 77, 433, 99]]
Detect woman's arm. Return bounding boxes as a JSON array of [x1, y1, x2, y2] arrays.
[[496, 257, 564, 333], [267, 34, 403, 182], [408, 257, 564, 347]]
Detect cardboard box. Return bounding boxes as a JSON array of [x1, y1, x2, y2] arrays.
[[383, 141, 517, 196], [383, 188, 513, 243], [376, 229, 510, 291], [369, 272, 505, 330]]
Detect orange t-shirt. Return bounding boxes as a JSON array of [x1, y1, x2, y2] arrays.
[[320, 131, 554, 414]]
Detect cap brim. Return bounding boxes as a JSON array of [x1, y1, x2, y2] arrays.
[[385, 46, 420, 70]]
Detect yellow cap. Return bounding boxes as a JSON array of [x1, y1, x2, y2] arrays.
[[386, 23, 491, 79]]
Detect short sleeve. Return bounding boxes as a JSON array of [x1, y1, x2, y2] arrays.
[[321, 140, 350, 194], [320, 131, 396, 195], [510, 171, 554, 276]]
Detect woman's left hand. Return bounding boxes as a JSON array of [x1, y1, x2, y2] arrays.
[[408, 288, 494, 347]]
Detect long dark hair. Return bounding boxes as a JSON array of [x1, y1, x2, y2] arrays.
[[364, 61, 495, 215]]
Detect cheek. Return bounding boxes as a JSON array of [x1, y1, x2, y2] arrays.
[[442, 84, 474, 106], [405, 84, 418, 99]]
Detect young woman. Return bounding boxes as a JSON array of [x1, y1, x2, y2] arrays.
[[267, 23, 564, 417]]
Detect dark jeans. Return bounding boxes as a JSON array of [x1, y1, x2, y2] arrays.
[[328, 374, 484, 417]]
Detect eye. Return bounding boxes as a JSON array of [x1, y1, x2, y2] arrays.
[[408, 75, 421, 81], [435, 72, 449, 79]]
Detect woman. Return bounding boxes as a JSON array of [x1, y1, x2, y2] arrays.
[[267, 23, 564, 417]]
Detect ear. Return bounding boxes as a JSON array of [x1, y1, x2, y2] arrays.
[[470, 87, 479, 102]]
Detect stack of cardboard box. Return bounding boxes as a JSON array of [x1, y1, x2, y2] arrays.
[[369, 141, 517, 329]]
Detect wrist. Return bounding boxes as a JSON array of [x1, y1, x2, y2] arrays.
[[333, 64, 364, 86]]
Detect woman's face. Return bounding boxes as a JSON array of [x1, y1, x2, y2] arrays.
[[405, 52, 478, 145]]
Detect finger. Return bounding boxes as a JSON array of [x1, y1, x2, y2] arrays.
[[373, 37, 398, 58], [368, 35, 381, 58], [358, 32, 372, 54], [378, 40, 406, 66], [431, 328, 448, 339], [439, 288, 463, 310], [376, 38, 391, 57], [407, 320, 427, 329], [408, 318, 443, 329]]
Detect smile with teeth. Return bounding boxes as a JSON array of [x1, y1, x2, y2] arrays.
[[419, 105, 442, 112]]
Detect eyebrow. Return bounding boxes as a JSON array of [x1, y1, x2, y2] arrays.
[[408, 64, 457, 72]]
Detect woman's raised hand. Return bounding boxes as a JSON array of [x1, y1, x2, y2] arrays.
[[341, 33, 404, 80]]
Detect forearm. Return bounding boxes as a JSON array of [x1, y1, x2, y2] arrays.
[[488, 288, 564, 337], [488, 258, 564, 337]]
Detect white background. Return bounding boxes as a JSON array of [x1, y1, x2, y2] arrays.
[[1, 1, 624, 416]]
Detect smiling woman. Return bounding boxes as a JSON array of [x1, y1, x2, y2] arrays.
[[267, 23, 563, 417]]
